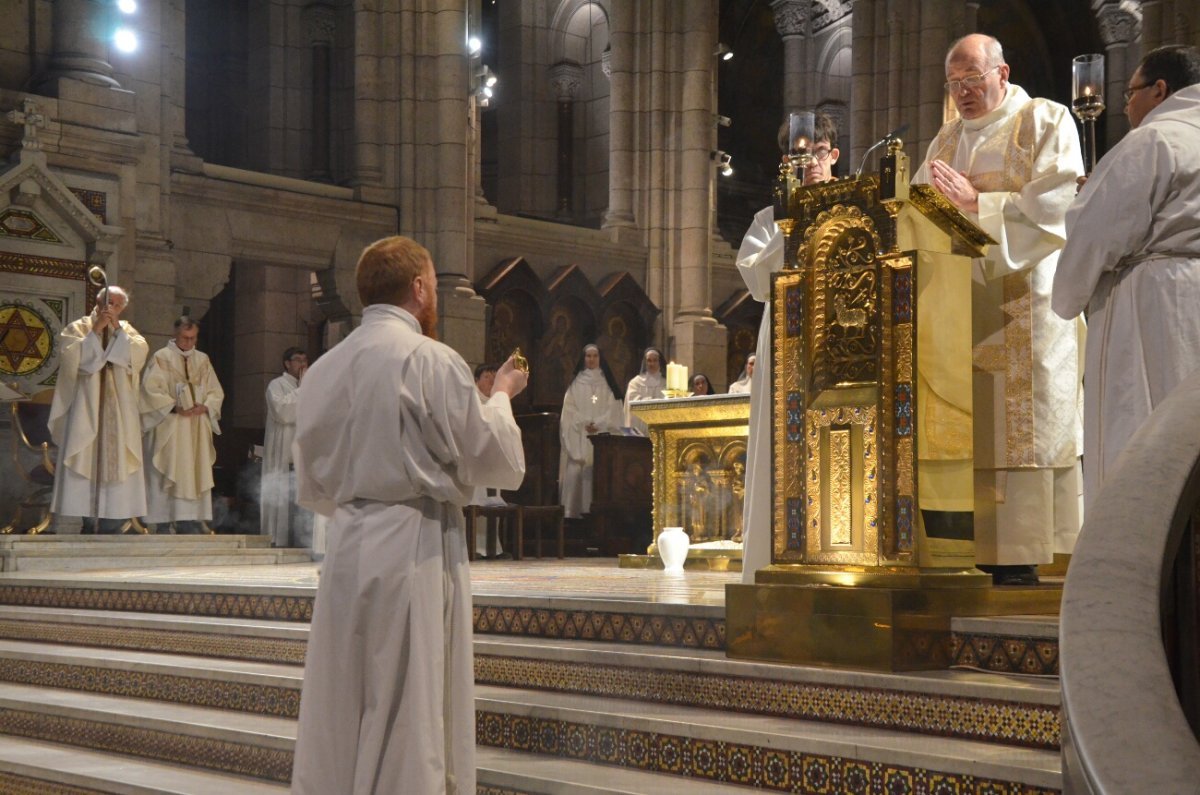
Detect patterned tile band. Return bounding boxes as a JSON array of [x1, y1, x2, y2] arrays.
[[475, 655, 1060, 750], [0, 618, 308, 665], [0, 772, 108, 795], [0, 585, 313, 622], [473, 604, 726, 650], [951, 633, 1059, 676], [0, 658, 301, 718], [476, 710, 1060, 794], [0, 708, 292, 783]]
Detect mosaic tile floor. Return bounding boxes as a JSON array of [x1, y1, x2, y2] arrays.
[[0, 560, 737, 606]]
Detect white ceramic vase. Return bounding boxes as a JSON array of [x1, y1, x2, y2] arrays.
[[657, 526, 690, 573]]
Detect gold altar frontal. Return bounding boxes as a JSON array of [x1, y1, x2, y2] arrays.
[[619, 394, 750, 570], [726, 145, 1062, 672]]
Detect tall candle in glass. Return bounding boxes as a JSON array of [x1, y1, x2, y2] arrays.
[[1071, 54, 1105, 173], [787, 110, 816, 172]]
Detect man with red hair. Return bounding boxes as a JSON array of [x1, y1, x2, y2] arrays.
[[290, 236, 528, 794]]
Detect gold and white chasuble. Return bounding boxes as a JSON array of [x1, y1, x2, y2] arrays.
[[49, 317, 149, 519], [140, 342, 224, 522], [916, 84, 1084, 564]]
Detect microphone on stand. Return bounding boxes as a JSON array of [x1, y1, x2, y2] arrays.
[[855, 123, 910, 179]]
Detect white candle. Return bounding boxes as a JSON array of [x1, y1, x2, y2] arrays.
[[666, 362, 687, 392]]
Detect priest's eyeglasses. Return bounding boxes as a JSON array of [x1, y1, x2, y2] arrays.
[[944, 66, 999, 94], [1123, 83, 1151, 102], [809, 147, 834, 162]]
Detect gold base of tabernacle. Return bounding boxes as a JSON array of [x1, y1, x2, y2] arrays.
[[619, 549, 743, 572], [726, 570, 1061, 671]]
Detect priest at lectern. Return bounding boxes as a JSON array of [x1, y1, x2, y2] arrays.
[[915, 33, 1084, 585]]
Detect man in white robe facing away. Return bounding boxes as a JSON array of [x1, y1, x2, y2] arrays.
[[915, 33, 1084, 585], [49, 286, 148, 532], [290, 235, 527, 795], [1053, 44, 1200, 509], [261, 346, 307, 547], [560, 344, 624, 519], [140, 315, 224, 532]]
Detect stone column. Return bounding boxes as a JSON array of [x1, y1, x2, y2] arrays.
[[34, 0, 122, 93], [421, 4, 485, 363], [964, 1, 980, 33], [671, 0, 725, 383], [603, 0, 637, 234], [550, 61, 583, 220], [163, 0, 200, 170], [305, 4, 336, 182], [353, 10, 384, 187], [771, 0, 809, 112], [1098, 2, 1141, 147]]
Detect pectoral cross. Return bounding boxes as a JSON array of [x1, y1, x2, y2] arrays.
[[6, 98, 47, 152], [590, 394, 598, 404]]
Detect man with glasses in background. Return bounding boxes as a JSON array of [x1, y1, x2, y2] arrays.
[[914, 33, 1085, 585], [1053, 44, 1200, 513]]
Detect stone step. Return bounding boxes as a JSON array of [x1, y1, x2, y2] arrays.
[[476, 685, 1061, 792], [0, 535, 311, 573], [0, 535, 274, 548], [477, 747, 757, 794], [0, 664, 1059, 793], [0, 681, 293, 783], [0, 734, 289, 794], [0, 609, 1060, 749], [2, 551, 313, 573], [475, 635, 1060, 750], [0, 639, 303, 718]]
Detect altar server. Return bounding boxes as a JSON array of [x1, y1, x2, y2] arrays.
[[290, 235, 526, 795], [261, 347, 307, 546], [1054, 44, 1200, 509]]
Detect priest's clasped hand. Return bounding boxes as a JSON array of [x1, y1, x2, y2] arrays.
[[492, 356, 529, 399], [928, 159, 980, 214]]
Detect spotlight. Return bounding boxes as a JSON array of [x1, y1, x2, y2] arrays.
[[117, 0, 137, 13], [714, 114, 732, 128], [113, 27, 138, 53], [711, 150, 733, 177], [468, 36, 482, 55], [477, 65, 498, 88], [714, 43, 733, 61]]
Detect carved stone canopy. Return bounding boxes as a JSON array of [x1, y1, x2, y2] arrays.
[[549, 60, 585, 101]]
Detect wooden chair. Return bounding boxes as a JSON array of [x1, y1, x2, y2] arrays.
[[5, 390, 56, 535], [507, 412, 566, 559], [464, 492, 523, 561]]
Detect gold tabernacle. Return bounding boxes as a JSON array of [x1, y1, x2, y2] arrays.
[[725, 140, 1058, 671]]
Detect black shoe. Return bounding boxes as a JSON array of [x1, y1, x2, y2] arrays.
[[978, 564, 1039, 586]]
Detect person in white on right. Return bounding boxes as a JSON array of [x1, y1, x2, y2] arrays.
[[559, 344, 624, 519], [1053, 44, 1200, 510], [728, 354, 755, 394]]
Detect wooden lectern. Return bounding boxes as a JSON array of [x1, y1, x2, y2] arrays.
[[726, 142, 1063, 670]]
